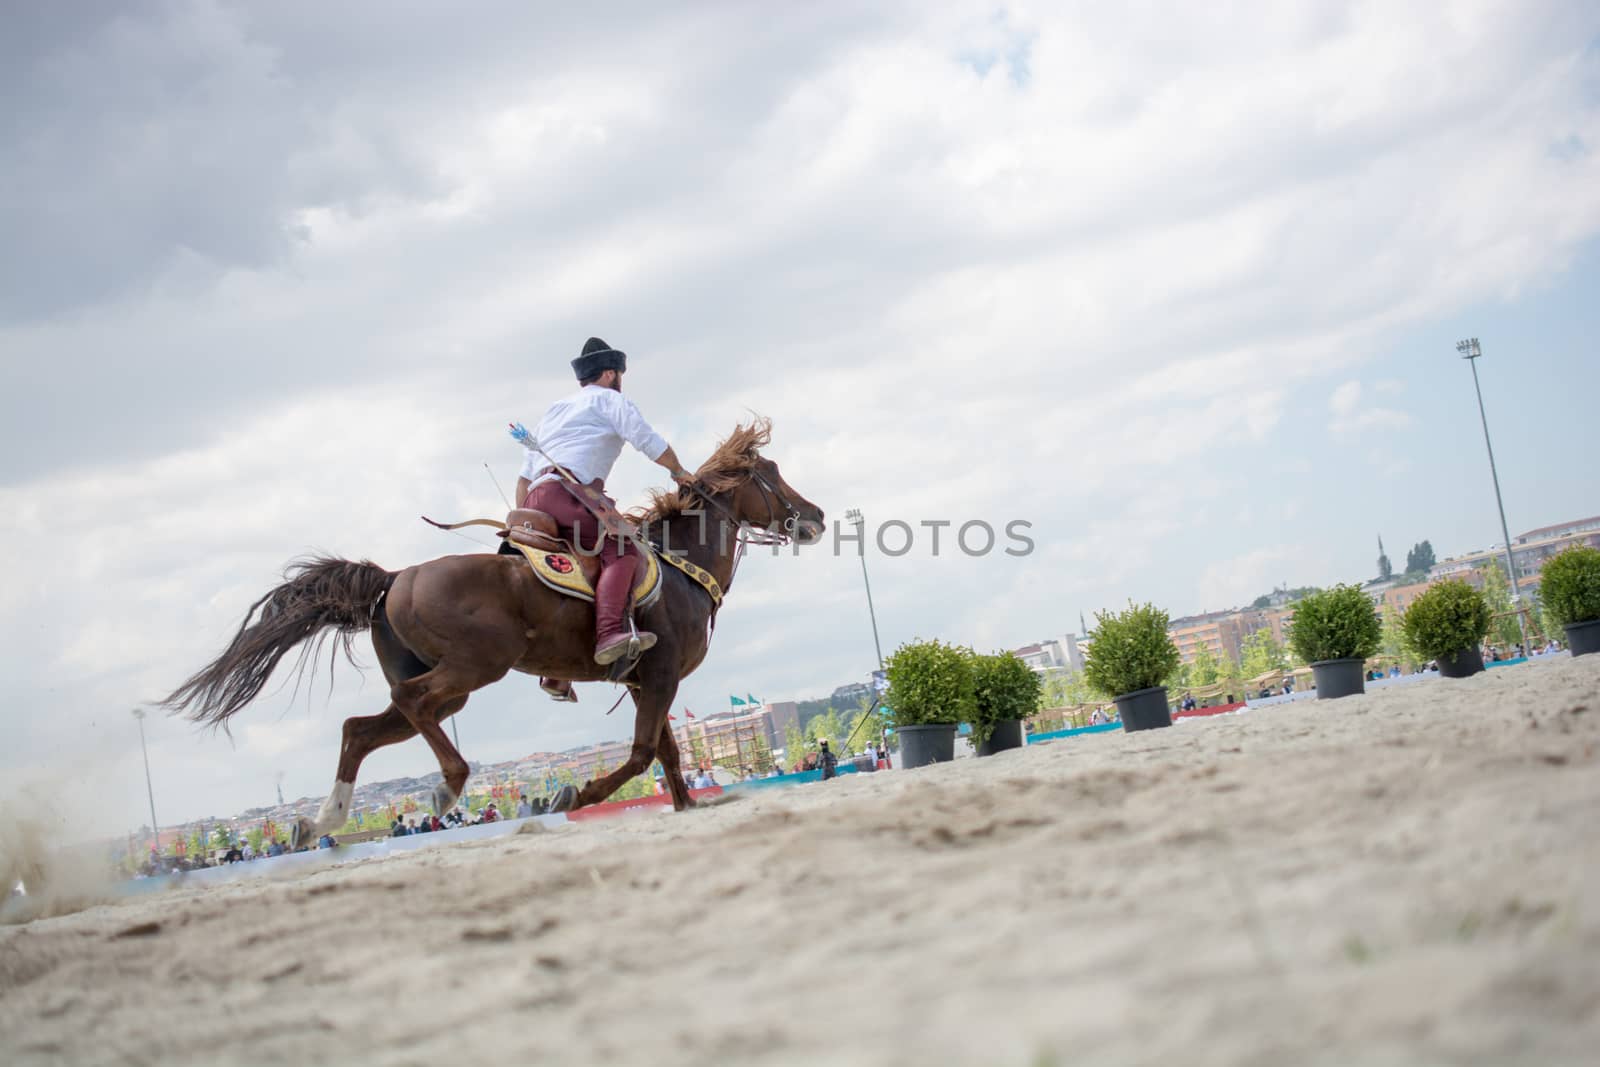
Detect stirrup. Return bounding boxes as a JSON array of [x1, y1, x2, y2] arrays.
[[540, 679, 577, 703], [595, 621, 658, 666]]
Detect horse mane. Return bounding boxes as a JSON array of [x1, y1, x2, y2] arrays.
[[632, 417, 771, 525]]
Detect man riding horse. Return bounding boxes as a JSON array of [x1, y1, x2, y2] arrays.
[[515, 337, 695, 701]]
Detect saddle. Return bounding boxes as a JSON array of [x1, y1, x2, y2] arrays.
[[502, 508, 663, 609]]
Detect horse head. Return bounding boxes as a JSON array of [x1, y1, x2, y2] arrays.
[[702, 419, 824, 545]]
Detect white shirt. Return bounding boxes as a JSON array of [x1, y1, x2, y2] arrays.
[[520, 385, 668, 488]]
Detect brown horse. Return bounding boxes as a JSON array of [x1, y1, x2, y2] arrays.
[[161, 419, 824, 847]]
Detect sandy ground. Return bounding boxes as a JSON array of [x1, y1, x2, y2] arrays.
[[3, 655, 1597, 1067]]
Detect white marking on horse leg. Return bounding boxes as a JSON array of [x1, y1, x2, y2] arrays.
[[314, 781, 354, 834]]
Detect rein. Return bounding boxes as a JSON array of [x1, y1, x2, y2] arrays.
[[653, 465, 802, 633], [675, 467, 802, 548]]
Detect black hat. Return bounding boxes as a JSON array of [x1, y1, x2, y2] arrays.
[[572, 337, 627, 381]]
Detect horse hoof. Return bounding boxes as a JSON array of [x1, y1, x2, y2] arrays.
[[289, 818, 314, 852], [432, 784, 455, 817], [549, 785, 579, 813]]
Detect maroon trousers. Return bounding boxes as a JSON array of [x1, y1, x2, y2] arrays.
[[522, 479, 640, 647]]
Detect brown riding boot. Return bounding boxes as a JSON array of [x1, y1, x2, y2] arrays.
[[594, 553, 656, 665]]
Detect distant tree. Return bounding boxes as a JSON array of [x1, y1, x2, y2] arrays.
[[609, 774, 655, 801], [1405, 540, 1436, 576], [782, 722, 806, 770], [1040, 669, 1095, 709], [841, 698, 880, 754], [1478, 561, 1524, 649], [1249, 585, 1321, 609], [1523, 588, 1549, 643], [1379, 607, 1411, 667], [1376, 536, 1393, 582], [795, 698, 837, 733], [1189, 641, 1224, 686], [747, 731, 774, 773], [1239, 629, 1289, 677], [806, 707, 845, 748]]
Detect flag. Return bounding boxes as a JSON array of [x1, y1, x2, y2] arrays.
[[747, 694, 759, 704], [730, 696, 746, 706], [685, 709, 696, 719], [668, 713, 676, 720]]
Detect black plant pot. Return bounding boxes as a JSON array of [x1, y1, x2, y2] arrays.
[[1565, 619, 1600, 657], [1310, 658, 1365, 700], [1436, 645, 1485, 678], [896, 723, 958, 769], [1114, 686, 1172, 732], [975, 719, 1025, 756]]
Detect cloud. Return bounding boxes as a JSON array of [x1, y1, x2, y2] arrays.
[[1197, 545, 1310, 613], [1329, 379, 1413, 436], [4, 1, 1600, 824]]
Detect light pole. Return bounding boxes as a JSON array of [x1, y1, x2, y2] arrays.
[[131, 708, 160, 854], [844, 508, 885, 670], [1455, 337, 1529, 654]]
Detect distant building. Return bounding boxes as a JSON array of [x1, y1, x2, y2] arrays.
[[1430, 518, 1600, 587], [766, 700, 800, 745], [1379, 579, 1433, 619], [1012, 633, 1084, 673], [1168, 610, 1247, 666], [678, 704, 781, 771], [1512, 515, 1600, 546], [830, 682, 873, 704]]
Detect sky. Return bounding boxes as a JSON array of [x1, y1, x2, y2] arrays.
[[3, 1, 1598, 832]]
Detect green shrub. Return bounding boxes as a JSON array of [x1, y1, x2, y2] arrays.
[[1540, 545, 1600, 627], [1401, 579, 1490, 661], [884, 639, 975, 728], [969, 651, 1043, 748], [1084, 602, 1181, 698], [1286, 584, 1382, 663]]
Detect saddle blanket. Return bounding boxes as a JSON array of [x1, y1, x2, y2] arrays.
[[510, 542, 663, 610]]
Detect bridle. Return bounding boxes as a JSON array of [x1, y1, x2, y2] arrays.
[[645, 460, 811, 638], [745, 467, 805, 544], [680, 461, 805, 547]]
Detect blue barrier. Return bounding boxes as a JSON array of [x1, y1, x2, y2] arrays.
[[1026, 722, 1121, 744], [113, 814, 569, 897], [725, 761, 878, 792]]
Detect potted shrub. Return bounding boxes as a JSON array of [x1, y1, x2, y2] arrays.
[[969, 651, 1042, 756], [1083, 602, 1182, 732], [1286, 584, 1382, 699], [1540, 545, 1600, 657], [1401, 579, 1490, 678], [883, 639, 976, 769]]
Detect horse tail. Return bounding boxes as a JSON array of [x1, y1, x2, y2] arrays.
[[161, 556, 395, 730]]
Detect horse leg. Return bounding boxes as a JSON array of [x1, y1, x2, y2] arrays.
[[569, 682, 676, 809], [656, 719, 695, 812], [391, 668, 486, 815], [286, 692, 475, 849], [285, 702, 409, 849]]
